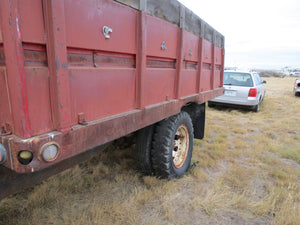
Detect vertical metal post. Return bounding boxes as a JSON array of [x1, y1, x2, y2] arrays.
[[221, 36, 225, 86], [43, 0, 72, 132], [175, 5, 185, 99], [0, 0, 31, 138], [211, 31, 216, 89], [136, 0, 147, 109], [140, 0, 147, 12], [197, 21, 205, 93]]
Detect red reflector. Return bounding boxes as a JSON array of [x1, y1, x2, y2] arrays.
[[248, 88, 257, 97]]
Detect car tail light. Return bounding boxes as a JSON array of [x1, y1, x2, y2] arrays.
[[248, 88, 257, 97]]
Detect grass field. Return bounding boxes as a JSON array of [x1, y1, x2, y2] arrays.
[[0, 77, 299, 225]]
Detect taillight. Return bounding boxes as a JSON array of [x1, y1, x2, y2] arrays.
[[248, 88, 257, 97]]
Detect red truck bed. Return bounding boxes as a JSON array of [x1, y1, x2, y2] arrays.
[[0, 0, 224, 198]]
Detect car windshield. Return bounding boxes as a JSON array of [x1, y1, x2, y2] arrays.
[[223, 72, 253, 87]]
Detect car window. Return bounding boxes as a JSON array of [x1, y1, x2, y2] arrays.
[[253, 73, 262, 85], [223, 72, 253, 87]]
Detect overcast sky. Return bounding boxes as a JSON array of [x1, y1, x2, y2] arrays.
[[178, 0, 300, 70]]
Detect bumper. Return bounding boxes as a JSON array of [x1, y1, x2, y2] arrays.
[[294, 87, 300, 94], [209, 96, 259, 107]]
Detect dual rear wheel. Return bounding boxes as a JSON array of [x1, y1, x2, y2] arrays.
[[136, 111, 194, 178]]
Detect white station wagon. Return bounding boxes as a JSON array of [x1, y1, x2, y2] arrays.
[[208, 71, 266, 112]]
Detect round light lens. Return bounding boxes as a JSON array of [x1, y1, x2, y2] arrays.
[[18, 150, 33, 165], [40, 143, 59, 162], [0, 144, 7, 164]]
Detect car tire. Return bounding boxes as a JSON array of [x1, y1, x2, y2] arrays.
[[136, 125, 155, 175], [151, 111, 194, 179], [208, 102, 216, 108], [253, 103, 260, 112]]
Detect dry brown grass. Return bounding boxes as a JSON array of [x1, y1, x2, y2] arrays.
[[1, 77, 300, 225]]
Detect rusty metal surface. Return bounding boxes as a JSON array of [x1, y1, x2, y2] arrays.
[[0, 0, 224, 138], [43, 0, 72, 132], [0, 88, 221, 174], [0, 0, 32, 138], [0, 0, 225, 197], [0, 143, 109, 200]]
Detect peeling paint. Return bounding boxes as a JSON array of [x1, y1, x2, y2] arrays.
[[49, 133, 55, 139], [55, 60, 60, 69], [61, 63, 67, 69], [33, 138, 40, 144], [15, 17, 21, 40]]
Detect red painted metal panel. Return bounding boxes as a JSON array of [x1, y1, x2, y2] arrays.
[[215, 46, 222, 65], [64, 0, 137, 54], [179, 70, 197, 97], [200, 66, 212, 92], [182, 30, 199, 62], [146, 15, 178, 59], [69, 68, 136, 122], [144, 69, 175, 106], [178, 31, 199, 98], [213, 47, 223, 89], [25, 68, 53, 136], [18, 0, 45, 44], [213, 68, 221, 89], [202, 39, 213, 64]]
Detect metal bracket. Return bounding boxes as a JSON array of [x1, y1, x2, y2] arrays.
[[161, 41, 167, 50], [180, 4, 185, 28], [103, 26, 113, 39], [189, 49, 192, 56], [0, 123, 12, 136], [78, 113, 88, 125], [93, 52, 98, 67]]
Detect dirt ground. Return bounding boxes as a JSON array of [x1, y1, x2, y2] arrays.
[[0, 77, 299, 225]]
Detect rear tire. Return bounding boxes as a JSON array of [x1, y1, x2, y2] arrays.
[[253, 103, 260, 112], [136, 125, 155, 175], [208, 101, 216, 108], [151, 111, 194, 179]]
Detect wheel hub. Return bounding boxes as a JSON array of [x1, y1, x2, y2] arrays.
[[172, 125, 189, 168]]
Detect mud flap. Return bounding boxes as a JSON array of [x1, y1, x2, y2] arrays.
[[182, 103, 205, 140]]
